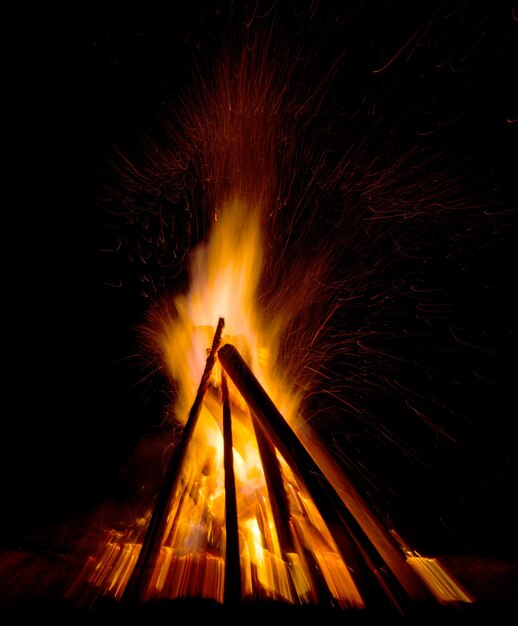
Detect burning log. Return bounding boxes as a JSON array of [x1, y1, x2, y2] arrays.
[[251, 414, 343, 606], [123, 317, 225, 603], [221, 370, 242, 605], [217, 342, 432, 614], [250, 416, 301, 600]]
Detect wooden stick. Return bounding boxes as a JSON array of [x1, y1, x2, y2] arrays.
[[123, 317, 225, 603], [221, 370, 242, 605], [252, 420, 295, 555]]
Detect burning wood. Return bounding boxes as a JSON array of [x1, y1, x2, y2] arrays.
[[124, 318, 226, 602], [221, 369, 242, 605], [217, 342, 428, 614], [66, 330, 472, 613]]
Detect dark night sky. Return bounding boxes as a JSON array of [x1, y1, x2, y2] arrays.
[[3, 1, 518, 565]]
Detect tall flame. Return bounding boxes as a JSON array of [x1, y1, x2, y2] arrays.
[[142, 186, 363, 606], [161, 199, 277, 421]]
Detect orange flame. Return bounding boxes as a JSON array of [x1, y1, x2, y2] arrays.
[[142, 192, 363, 607]]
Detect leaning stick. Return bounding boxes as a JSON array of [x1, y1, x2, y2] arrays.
[[221, 370, 242, 605], [124, 317, 225, 602]]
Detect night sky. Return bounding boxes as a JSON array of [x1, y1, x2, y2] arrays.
[[4, 0, 517, 570]]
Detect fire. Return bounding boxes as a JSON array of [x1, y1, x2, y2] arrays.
[[65, 20, 475, 613], [112, 43, 369, 601], [158, 196, 297, 424], [139, 194, 363, 607]]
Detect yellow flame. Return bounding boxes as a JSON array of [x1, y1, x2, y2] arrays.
[[159, 196, 301, 424], [406, 556, 474, 604], [162, 198, 260, 415], [138, 196, 363, 607]]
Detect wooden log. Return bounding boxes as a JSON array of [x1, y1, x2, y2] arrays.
[[123, 317, 225, 603], [221, 370, 242, 605], [251, 414, 340, 605]]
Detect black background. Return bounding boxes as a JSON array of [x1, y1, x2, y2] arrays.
[[3, 1, 517, 564]]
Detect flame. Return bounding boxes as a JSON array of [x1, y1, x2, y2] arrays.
[[406, 555, 473, 604], [159, 196, 295, 422], [128, 54, 356, 600], [141, 194, 363, 607]]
